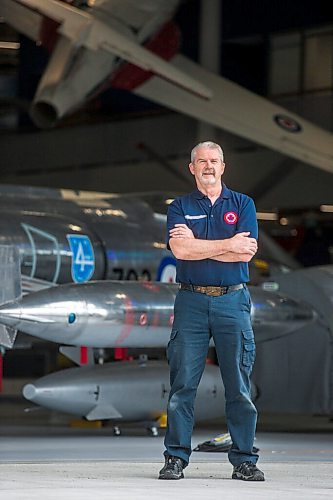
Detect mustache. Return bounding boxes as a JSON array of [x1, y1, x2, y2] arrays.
[[202, 169, 215, 175]]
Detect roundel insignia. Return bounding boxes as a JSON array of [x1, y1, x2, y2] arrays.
[[224, 211, 238, 224], [157, 256, 177, 283], [273, 114, 302, 133]]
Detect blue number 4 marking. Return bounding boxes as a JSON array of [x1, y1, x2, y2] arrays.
[[67, 234, 95, 283]]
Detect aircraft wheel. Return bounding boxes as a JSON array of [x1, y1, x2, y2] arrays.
[[147, 426, 159, 437]]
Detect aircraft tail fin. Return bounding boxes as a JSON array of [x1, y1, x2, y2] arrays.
[[0, 245, 21, 348]]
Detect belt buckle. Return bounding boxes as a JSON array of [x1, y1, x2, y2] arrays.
[[205, 286, 222, 296]]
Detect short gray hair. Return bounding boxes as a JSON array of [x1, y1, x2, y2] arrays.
[[191, 141, 224, 163]]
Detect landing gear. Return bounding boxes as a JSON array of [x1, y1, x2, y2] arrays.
[[147, 425, 159, 437], [113, 425, 121, 436], [111, 423, 161, 436]]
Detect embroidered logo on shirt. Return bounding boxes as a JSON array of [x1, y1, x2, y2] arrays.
[[185, 214, 207, 220], [224, 211, 238, 224]]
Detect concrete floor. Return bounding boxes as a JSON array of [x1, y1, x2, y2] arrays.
[[0, 395, 332, 499], [1, 460, 332, 500]]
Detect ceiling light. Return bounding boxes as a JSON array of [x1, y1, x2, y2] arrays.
[[0, 41, 20, 50], [320, 205, 333, 212], [256, 212, 278, 220]]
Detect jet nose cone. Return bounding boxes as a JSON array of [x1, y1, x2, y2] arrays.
[[23, 383, 37, 401], [22, 372, 97, 417], [22, 382, 62, 410], [22, 381, 62, 409], [0, 293, 66, 342]]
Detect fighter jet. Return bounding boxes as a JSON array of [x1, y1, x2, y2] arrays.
[[0, 184, 299, 288], [22, 359, 231, 431], [0, 279, 316, 348], [0, 185, 330, 416], [0, 0, 332, 172]]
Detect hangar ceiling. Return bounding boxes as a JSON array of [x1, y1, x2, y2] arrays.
[[0, 0, 332, 211]]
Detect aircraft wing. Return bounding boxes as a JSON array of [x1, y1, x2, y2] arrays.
[[0, 0, 42, 41], [2, 1, 332, 172], [0, 0, 211, 100], [135, 54, 333, 174]]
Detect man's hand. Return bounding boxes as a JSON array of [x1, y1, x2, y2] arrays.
[[169, 224, 195, 239], [227, 232, 257, 255]]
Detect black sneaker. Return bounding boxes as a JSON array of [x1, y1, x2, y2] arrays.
[[158, 455, 185, 480], [232, 461, 265, 481]]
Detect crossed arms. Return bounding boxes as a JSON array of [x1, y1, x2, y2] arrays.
[[169, 224, 257, 263]]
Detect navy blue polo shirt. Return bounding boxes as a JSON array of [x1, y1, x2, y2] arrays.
[[167, 184, 258, 286]]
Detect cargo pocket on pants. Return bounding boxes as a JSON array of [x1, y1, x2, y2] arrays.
[[241, 329, 256, 367], [166, 329, 178, 362], [170, 329, 178, 341]]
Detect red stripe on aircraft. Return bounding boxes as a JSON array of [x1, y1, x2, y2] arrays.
[[110, 21, 181, 91], [39, 17, 61, 52], [38, 0, 77, 52], [80, 346, 88, 365], [115, 296, 135, 345]]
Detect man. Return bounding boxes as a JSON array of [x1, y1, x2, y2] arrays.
[[159, 141, 264, 482]]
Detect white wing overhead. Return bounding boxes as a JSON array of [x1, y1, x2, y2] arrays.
[[0, 0, 42, 41], [84, 20, 212, 99], [1, 0, 211, 100], [135, 54, 333, 174], [1, 0, 332, 174]]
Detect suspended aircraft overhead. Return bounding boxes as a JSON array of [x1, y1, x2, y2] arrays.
[[0, 0, 332, 172]]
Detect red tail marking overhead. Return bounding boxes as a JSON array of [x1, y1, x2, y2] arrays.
[[111, 21, 181, 91], [38, 1, 77, 52], [39, 17, 61, 52]]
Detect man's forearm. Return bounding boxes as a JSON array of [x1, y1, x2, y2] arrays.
[[169, 228, 257, 260], [169, 237, 256, 261], [210, 253, 254, 263], [169, 237, 234, 260]]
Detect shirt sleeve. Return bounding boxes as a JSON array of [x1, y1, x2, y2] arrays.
[[166, 198, 188, 249], [235, 196, 258, 239]]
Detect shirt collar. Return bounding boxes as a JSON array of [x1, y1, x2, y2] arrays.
[[191, 183, 231, 200], [221, 183, 231, 199]]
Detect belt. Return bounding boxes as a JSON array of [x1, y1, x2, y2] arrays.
[[180, 283, 244, 297]]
